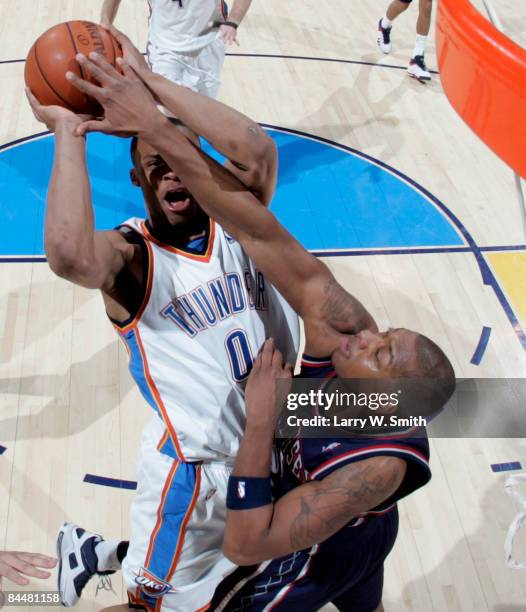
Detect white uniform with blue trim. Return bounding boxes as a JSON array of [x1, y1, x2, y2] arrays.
[[116, 218, 300, 611], [146, 0, 229, 98]]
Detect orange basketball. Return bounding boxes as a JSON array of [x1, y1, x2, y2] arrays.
[[25, 21, 122, 115]]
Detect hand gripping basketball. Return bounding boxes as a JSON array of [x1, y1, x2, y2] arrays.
[[104, 24, 150, 77], [66, 53, 161, 138], [24, 21, 122, 115]]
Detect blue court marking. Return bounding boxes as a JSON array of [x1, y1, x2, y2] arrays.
[[313, 245, 526, 257], [0, 257, 47, 262], [265, 128, 463, 250], [0, 445, 6, 455], [0, 126, 525, 350], [84, 474, 137, 490], [470, 326, 492, 365], [0, 129, 463, 255], [229, 53, 440, 74], [3, 244, 526, 263], [491, 462, 522, 473], [0, 53, 439, 74]]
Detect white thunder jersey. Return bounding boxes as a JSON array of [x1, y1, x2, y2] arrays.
[[114, 218, 300, 462], [147, 0, 227, 53]]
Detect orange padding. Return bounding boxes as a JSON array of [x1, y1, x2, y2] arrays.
[[436, 0, 526, 178]]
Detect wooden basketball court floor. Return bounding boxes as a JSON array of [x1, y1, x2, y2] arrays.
[[1, 0, 526, 610]]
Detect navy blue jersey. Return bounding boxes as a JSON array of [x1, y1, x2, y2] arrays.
[[273, 354, 431, 523], [211, 354, 432, 611]]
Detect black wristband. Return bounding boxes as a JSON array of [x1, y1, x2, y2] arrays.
[[226, 476, 272, 510], [214, 20, 238, 29]]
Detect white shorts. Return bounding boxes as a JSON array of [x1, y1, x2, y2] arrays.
[[147, 36, 226, 99], [123, 421, 236, 611]]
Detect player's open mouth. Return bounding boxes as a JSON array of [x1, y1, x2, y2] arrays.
[[164, 189, 192, 213]]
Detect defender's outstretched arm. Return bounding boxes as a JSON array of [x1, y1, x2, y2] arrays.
[[139, 116, 376, 349], [106, 27, 277, 206], [68, 54, 376, 348]]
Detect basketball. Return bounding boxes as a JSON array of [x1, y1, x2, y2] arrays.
[[24, 21, 122, 115]]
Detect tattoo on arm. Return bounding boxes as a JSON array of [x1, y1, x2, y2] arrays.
[[289, 458, 405, 550], [319, 278, 371, 333]]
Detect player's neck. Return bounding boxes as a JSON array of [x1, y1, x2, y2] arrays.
[[146, 215, 209, 247]]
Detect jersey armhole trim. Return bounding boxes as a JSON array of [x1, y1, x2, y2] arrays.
[[309, 445, 429, 481], [109, 225, 154, 332]]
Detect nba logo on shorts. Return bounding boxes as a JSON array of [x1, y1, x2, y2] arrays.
[[135, 568, 174, 598], [237, 481, 246, 498]]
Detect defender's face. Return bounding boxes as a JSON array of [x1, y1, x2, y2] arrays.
[[331, 328, 420, 379], [132, 140, 202, 228]]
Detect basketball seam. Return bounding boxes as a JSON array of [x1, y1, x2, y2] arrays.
[[65, 21, 102, 115], [33, 41, 80, 113], [106, 27, 116, 66], [65, 22, 88, 84]]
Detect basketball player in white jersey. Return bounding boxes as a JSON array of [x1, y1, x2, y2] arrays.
[[101, 0, 253, 98], [26, 28, 298, 610]]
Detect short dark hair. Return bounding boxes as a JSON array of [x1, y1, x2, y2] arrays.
[[130, 116, 186, 168], [397, 334, 456, 418]]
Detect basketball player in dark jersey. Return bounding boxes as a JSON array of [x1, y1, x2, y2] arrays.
[[212, 338, 435, 611]]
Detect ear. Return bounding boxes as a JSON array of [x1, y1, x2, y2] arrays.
[[130, 168, 140, 187]]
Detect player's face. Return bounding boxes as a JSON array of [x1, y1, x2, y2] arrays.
[[132, 140, 202, 228], [331, 328, 420, 379]]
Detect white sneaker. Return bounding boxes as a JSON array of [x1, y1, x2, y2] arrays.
[[407, 55, 431, 81], [57, 522, 112, 607], [377, 19, 392, 54]]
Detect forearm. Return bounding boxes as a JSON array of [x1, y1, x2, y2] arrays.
[[142, 71, 273, 178], [101, 0, 121, 24], [225, 456, 406, 565], [228, 0, 253, 25], [141, 117, 273, 237], [224, 425, 275, 564], [149, 115, 373, 333], [142, 119, 333, 316], [233, 426, 273, 478], [45, 123, 96, 274]]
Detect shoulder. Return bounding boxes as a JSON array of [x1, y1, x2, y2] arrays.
[[308, 436, 429, 481]]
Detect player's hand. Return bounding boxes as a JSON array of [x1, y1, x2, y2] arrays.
[[25, 88, 91, 133], [0, 551, 56, 595], [219, 24, 239, 46], [67, 52, 161, 137], [104, 24, 151, 76], [0, 551, 56, 609], [245, 338, 293, 430]]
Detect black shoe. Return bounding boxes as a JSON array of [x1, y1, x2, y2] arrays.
[[377, 19, 392, 54]]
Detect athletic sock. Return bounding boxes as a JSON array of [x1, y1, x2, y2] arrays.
[[94, 539, 126, 572], [413, 34, 427, 58], [117, 541, 130, 564], [381, 16, 392, 29]]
